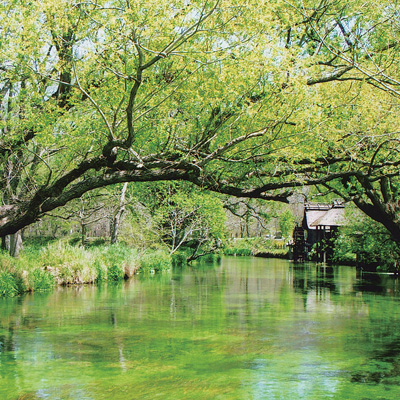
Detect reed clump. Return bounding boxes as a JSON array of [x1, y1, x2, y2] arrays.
[[0, 241, 172, 296]]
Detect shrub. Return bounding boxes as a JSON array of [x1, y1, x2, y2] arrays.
[[223, 239, 255, 256], [94, 260, 107, 283], [223, 237, 289, 257], [138, 250, 172, 273], [100, 244, 139, 279], [107, 264, 125, 281], [333, 214, 400, 272], [0, 240, 171, 296], [172, 251, 189, 267], [14, 273, 27, 294], [234, 248, 252, 256], [38, 242, 97, 284]]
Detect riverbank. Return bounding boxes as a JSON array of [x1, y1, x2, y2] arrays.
[[223, 237, 289, 258], [0, 236, 377, 298], [0, 240, 173, 297]]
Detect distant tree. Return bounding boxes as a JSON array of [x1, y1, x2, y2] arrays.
[[134, 182, 226, 261], [279, 210, 295, 238]]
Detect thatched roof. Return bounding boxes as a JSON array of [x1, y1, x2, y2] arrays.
[[310, 207, 346, 227], [304, 202, 345, 230]]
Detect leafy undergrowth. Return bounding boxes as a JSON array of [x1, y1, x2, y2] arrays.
[[0, 242, 172, 297]]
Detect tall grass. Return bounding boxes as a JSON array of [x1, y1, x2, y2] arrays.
[[0, 271, 20, 297], [28, 269, 55, 291], [0, 241, 158, 296]]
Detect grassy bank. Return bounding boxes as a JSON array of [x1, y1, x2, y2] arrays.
[[223, 237, 289, 258], [0, 241, 172, 297]]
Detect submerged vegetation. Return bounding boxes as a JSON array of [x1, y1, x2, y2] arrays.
[[4, 257, 400, 399]]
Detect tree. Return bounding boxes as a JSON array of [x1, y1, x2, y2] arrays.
[[223, 198, 272, 238], [333, 209, 400, 272], [132, 182, 226, 261], [279, 209, 295, 238], [1, 0, 400, 248], [275, 0, 400, 241], [42, 190, 111, 245], [0, 0, 301, 240]]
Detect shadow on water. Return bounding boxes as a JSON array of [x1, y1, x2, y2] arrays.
[[354, 271, 400, 295], [290, 263, 337, 299], [291, 262, 400, 297]]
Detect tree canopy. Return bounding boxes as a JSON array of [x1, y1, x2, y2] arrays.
[[0, 0, 400, 241]]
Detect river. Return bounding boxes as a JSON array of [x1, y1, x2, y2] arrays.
[[1, 257, 400, 399]]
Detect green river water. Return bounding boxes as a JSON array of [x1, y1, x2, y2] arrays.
[[1, 256, 400, 399]]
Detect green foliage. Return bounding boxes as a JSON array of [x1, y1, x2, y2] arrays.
[[107, 264, 125, 282], [0, 241, 143, 295], [24, 236, 58, 249], [99, 244, 137, 269], [0, 272, 20, 297], [32, 242, 139, 284], [0, 270, 27, 297], [99, 244, 139, 279], [333, 213, 400, 272], [39, 242, 97, 284], [224, 245, 252, 257], [68, 236, 82, 246], [28, 269, 54, 291], [279, 210, 295, 238], [172, 251, 189, 268], [138, 250, 172, 274], [94, 260, 107, 283], [130, 182, 226, 259], [0, 237, 200, 296]]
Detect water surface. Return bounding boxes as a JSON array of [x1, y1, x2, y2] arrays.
[[1, 257, 400, 399]]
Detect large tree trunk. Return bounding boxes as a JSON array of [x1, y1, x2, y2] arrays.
[[111, 183, 128, 244]]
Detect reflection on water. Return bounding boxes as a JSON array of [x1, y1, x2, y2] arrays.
[[0, 257, 400, 399]]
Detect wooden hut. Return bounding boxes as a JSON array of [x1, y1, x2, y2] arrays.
[[292, 201, 346, 262]]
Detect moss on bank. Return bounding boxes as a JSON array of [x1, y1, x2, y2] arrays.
[[0, 242, 172, 297]]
